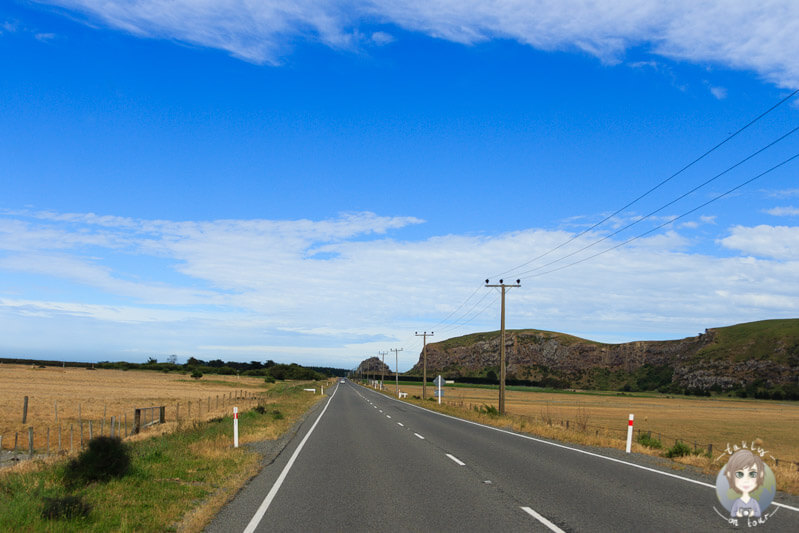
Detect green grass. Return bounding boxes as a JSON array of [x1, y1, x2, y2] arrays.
[[695, 318, 799, 363], [0, 382, 324, 532]]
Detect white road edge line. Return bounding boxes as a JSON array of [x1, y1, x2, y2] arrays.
[[521, 506, 565, 533], [242, 383, 339, 533], [414, 433, 425, 440], [446, 453, 465, 466], [356, 382, 799, 513]]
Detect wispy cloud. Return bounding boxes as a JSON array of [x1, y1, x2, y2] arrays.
[[34, 1, 799, 86], [765, 206, 799, 216], [2, 209, 799, 365]]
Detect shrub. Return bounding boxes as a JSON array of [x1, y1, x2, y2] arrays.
[[253, 405, 266, 414], [42, 495, 91, 520], [636, 432, 662, 449], [264, 375, 276, 383], [64, 437, 131, 487], [664, 440, 693, 458], [270, 409, 284, 420], [474, 404, 499, 416], [191, 369, 203, 380]]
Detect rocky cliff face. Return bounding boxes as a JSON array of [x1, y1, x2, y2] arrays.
[[408, 328, 799, 391]]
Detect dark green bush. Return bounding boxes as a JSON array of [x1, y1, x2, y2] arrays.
[[664, 440, 693, 458], [636, 432, 662, 449], [191, 368, 203, 379], [64, 437, 130, 487]]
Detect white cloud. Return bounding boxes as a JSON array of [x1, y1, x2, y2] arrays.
[[3, 209, 799, 366], [719, 224, 799, 260], [765, 206, 799, 216], [34, 1, 799, 85], [371, 31, 394, 45], [709, 86, 727, 99]]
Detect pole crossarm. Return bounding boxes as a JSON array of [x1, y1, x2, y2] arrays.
[[485, 279, 521, 415]]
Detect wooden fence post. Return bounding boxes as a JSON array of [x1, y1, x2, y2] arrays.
[[159, 406, 166, 424], [0, 435, 3, 451], [46, 427, 50, 455], [89, 421, 93, 440], [22, 396, 29, 424], [133, 409, 141, 435], [14, 432, 18, 452], [110, 416, 115, 438], [176, 403, 180, 423], [54, 400, 58, 423], [58, 425, 62, 452], [124, 413, 128, 437], [28, 427, 34, 457]]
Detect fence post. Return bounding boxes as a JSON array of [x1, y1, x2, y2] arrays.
[[70, 424, 74, 453], [28, 427, 34, 457], [54, 400, 58, 423], [89, 421, 93, 440], [124, 413, 128, 437], [188, 401, 192, 419], [14, 432, 18, 452], [176, 403, 180, 424], [0, 435, 3, 451], [22, 396, 29, 424], [133, 409, 141, 434], [708, 443, 713, 455], [159, 406, 166, 424], [46, 427, 50, 455], [110, 416, 115, 438], [58, 425, 62, 452]]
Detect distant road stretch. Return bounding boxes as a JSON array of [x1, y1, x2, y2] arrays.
[[207, 380, 799, 532]]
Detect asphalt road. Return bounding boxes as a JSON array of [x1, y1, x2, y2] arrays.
[[207, 380, 799, 532]]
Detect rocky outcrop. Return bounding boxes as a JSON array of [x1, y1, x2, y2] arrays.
[[407, 326, 799, 391], [357, 356, 391, 375]]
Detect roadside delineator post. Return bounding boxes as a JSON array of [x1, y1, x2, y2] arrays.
[[625, 414, 634, 453], [233, 407, 239, 448]]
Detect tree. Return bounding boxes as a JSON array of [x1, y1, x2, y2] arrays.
[[166, 354, 178, 365]]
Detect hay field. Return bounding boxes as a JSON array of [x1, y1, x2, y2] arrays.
[[397, 384, 799, 462], [0, 364, 267, 452]]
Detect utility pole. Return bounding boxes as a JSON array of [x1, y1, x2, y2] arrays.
[[391, 348, 403, 397], [415, 331, 434, 398], [485, 279, 521, 415], [379, 351, 388, 390]]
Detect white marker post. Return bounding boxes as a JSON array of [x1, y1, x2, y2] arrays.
[[234, 407, 239, 448], [625, 413, 634, 453]]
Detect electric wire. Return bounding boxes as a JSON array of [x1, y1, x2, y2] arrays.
[[513, 124, 799, 278], [524, 151, 799, 279], [492, 88, 799, 280]]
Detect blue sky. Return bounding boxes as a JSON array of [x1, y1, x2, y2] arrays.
[[2, 1, 799, 370]]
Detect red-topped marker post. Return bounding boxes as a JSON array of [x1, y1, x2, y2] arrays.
[[234, 407, 239, 448], [625, 413, 634, 453]]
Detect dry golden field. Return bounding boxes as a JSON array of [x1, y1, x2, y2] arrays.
[[0, 364, 272, 453], [396, 384, 799, 463]]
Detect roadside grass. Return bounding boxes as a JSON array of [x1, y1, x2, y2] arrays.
[[0, 381, 328, 532], [363, 382, 799, 496]]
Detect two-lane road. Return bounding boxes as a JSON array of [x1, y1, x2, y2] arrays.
[[207, 381, 799, 532]]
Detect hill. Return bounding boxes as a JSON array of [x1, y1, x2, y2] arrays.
[[406, 320, 799, 398]]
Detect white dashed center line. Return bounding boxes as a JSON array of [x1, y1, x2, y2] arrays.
[[446, 453, 465, 466], [414, 433, 425, 440], [397, 423, 404, 427]]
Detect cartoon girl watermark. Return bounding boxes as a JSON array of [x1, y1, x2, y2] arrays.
[[714, 442, 778, 527]]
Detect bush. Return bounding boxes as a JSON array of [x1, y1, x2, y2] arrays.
[[664, 440, 694, 458], [264, 375, 276, 383], [474, 404, 499, 416], [191, 369, 203, 380], [253, 405, 266, 414], [636, 432, 662, 449], [42, 495, 91, 520], [64, 437, 131, 487]]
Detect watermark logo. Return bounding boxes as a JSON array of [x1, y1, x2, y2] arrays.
[[714, 441, 778, 527]]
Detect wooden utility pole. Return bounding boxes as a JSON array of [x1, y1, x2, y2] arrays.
[[379, 351, 388, 390], [391, 348, 403, 397], [485, 279, 521, 415], [415, 332, 434, 398]]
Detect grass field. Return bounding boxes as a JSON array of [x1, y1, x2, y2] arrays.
[[0, 365, 330, 531], [0, 364, 273, 453], [376, 382, 799, 494]]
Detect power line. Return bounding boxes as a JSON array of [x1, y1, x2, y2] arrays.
[[525, 151, 799, 279], [514, 124, 799, 278], [493, 88, 799, 280]]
